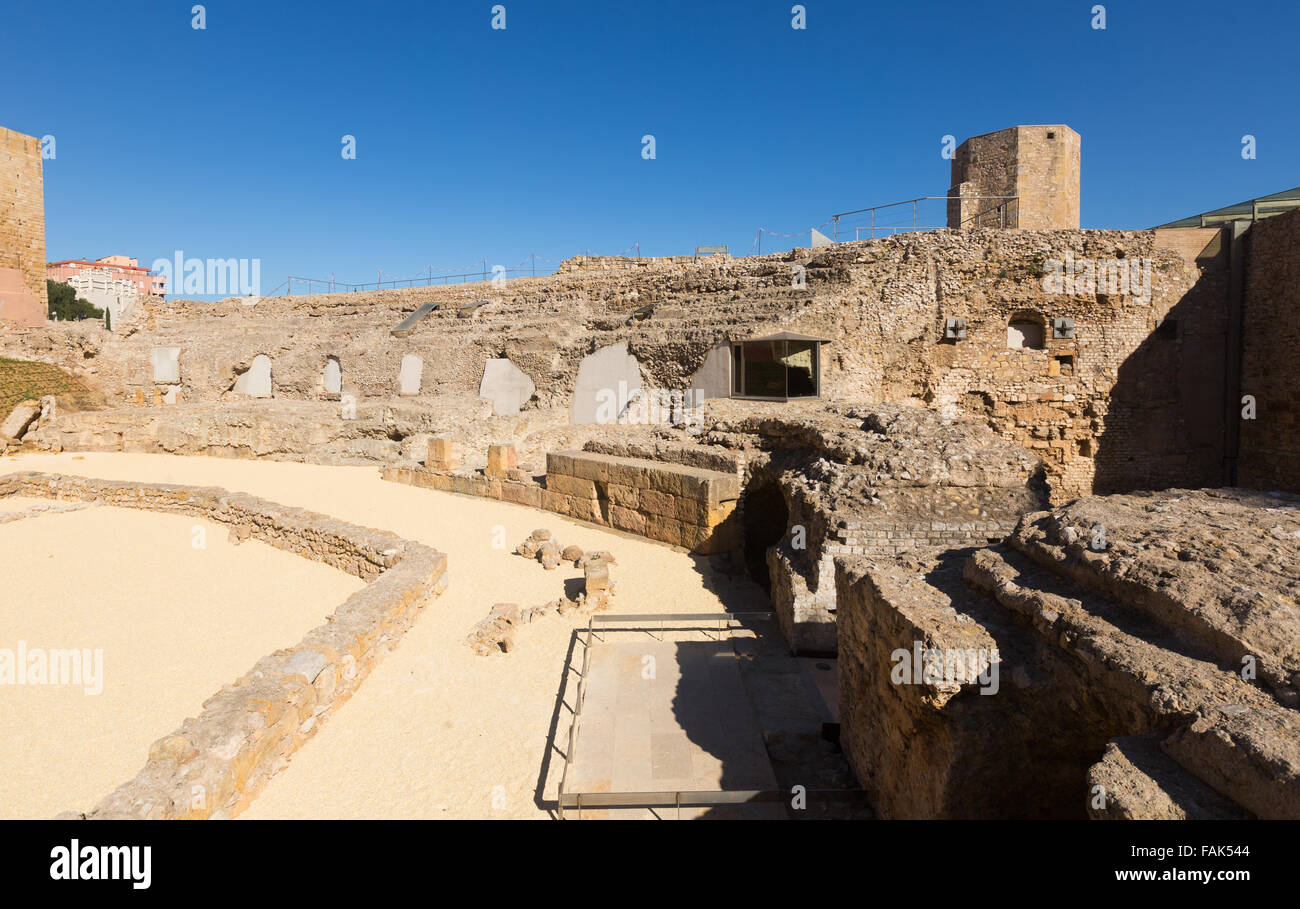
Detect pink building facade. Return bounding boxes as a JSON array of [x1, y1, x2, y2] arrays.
[[47, 256, 167, 297]]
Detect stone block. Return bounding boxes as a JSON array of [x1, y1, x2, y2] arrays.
[[584, 560, 610, 593], [609, 503, 645, 535], [546, 473, 597, 499], [427, 437, 462, 470], [486, 443, 517, 476], [1, 400, 40, 441]]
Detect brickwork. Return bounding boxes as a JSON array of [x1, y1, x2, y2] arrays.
[[948, 125, 1080, 229], [383, 446, 741, 554], [543, 450, 739, 553], [5, 226, 1227, 503], [1239, 208, 1300, 492], [0, 126, 47, 323]]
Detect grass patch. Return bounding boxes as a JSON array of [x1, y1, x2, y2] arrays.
[[0, 357, 105, 416]]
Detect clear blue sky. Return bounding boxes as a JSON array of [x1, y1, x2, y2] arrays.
[[4, 0, 1296, 292]]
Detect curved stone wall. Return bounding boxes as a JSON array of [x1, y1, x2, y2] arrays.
[[0, 471, 448, 819]]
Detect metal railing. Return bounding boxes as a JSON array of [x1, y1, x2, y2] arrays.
[[830, 195, 1019, 240], [265, 261, 554, 297], [556, 612, 868, 819]]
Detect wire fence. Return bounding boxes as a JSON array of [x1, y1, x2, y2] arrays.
[[261, 195, 1021, 297], [830, 195, 1019, 241]]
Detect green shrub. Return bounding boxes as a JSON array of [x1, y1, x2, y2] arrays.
[[46, 280, 106, 322]]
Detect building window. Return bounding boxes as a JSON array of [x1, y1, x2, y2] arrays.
[[730, 333, 825, 400]]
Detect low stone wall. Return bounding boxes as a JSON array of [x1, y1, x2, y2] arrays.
[[544, 450, 739, 553], [384, 448, 741, 554], [833, 553, 1085, 818], [836, 487, 1300, 819], [382, 464, 547, 511], [0, 471, 448, 819]]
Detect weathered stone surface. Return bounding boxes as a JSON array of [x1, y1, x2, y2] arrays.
[[1087, 735, 1251, 820], [427, 436, 462, 470], [486, 443, 517, 476], [537, 539, 561, 570], [838, 486, 1300, 819], [584, 560, 610, 592], [1, 399, 40, 440], [0, 471, 448, 820], [1008, 487, 1300, 697]]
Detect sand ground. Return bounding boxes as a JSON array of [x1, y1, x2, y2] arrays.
[[0, 452, 764, 818], [0, 500, 363, 819]]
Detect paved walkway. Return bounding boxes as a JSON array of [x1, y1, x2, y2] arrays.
[[565, 638, 779, 819]]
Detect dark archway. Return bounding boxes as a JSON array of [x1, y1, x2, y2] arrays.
[[742, 478, 789, 591]]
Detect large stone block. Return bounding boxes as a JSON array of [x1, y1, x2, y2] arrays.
[[0, 400, 40, 440], [427, 437, 462, 470], [546, 472, 597, 499], [486, 443, 517, 476]]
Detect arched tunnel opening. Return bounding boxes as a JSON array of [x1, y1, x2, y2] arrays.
[[742, 478, 790, 592]]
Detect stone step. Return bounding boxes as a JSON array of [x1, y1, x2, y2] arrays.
[[1087, 735, 1251, 820], [964, 545, 1300, 818], [1007, 490, 1300, 700]]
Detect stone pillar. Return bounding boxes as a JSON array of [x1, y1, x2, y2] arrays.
[[427, 437, 462, 470], [486, 443, 517, 477]]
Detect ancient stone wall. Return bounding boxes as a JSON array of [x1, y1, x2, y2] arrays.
[[947, 125, 1080, 229], [1239, 208, 1300, 493], [544, 449, 740, 553], [4, 228, 1224, 502], [0, 126, 47, 324], [837, 488, 1300, 818], [0, 472, 448, 819], [385, 446, 741, 555]]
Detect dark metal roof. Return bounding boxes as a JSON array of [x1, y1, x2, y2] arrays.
[[739, 330, 833, 344]]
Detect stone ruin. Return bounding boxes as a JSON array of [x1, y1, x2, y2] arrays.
[[5, 125, 1300, 819], [466, 530, 616, 655]]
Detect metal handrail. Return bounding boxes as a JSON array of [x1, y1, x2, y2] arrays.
[[556, 611, 780, 820], [830, 195, 1019, 240]]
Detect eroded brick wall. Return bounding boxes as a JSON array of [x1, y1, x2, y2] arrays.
[[5, 228, 1227, 501], [1239, 208, 1300, 493], [0, 126, 47, 314]]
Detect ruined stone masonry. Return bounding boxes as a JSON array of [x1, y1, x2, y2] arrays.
[[0, 126, 46, 327], [6, 122, 1300, 820], [0, 472, 448, 819]]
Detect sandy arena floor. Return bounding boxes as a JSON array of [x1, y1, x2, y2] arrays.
[[0, 498, 363, 819], [0, 452, 763, 818]]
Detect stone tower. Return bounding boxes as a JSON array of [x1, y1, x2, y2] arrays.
[[947, 125, 1081, 230], [0, 125, 47, 326]]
